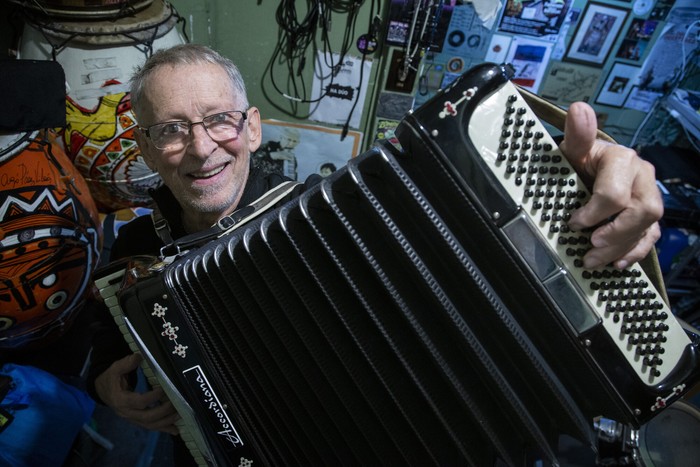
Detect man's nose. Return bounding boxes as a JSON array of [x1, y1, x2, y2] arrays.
[[188, 123, 217, 157]]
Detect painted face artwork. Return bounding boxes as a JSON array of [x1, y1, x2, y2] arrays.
[[0, 131, 102, 349]]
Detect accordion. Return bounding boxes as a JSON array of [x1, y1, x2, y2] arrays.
[[95, 63, 700, 466]]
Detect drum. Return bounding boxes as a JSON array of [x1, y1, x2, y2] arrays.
[[18, 0, 187, 211], [637, 399, 700, 467], [0, 130, 102, 350], [6, 0, 153, 19]]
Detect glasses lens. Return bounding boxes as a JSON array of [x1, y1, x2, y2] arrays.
[[203, 111, 245, 141], [150, 122, 189, 150]]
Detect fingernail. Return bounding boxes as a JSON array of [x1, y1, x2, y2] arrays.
[[591, 237, 608, 248], [568, 221, 583, 232], [583, 256, 600, 269]]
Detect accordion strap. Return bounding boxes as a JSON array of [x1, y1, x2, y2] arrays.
[[157, 180, 302, 258], [518, 86, 668, 306]]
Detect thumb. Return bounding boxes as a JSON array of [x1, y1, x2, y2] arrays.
[[559, 102, 598, 175]]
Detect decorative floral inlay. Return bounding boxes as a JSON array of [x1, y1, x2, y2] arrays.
[[650, 384, 686, 411], [439, 87, 478, 119], [151, 302, 188, 358]]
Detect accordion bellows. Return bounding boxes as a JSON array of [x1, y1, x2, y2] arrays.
[[97, 63, 700, 466]]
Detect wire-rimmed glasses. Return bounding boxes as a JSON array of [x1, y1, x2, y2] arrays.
[[140, 110, 248, 151]]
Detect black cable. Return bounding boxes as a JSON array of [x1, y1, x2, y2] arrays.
[[263, 0, 368, 118]]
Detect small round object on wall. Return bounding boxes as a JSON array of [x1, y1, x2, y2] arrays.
[[633, 0, 654, 17], [356, 34, 378, 55], [447, 57, 465, 74]]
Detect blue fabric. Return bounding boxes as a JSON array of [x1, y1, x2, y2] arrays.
[[0, 363, 95, 466]]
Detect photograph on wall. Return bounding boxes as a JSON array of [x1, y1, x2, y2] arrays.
[[253, 120, 362, 181], [504, 36, 553, 92], [498, 0, 572, 38], [564, 2, 629, 67], [615, 18, 658, 61], [595, 62, 640, 108], [539, 61, 602, 105]]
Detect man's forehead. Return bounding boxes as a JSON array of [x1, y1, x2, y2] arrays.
[[146, 62, 227, 90], [140, 63, 240, 120]]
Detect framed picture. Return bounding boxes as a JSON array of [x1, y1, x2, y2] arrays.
[[564, 2, 629, 67], [615, 19, 659, 61], [595, 62, 640, 107]]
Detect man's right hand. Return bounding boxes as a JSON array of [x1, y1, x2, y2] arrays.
[[94, 353, 180, 435]]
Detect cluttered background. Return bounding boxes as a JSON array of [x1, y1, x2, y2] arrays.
[[1, 0, 699, 465]]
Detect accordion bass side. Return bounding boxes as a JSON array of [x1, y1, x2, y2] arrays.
[[95, 63, 700, 466]]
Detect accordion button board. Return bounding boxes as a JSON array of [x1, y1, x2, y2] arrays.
[[466, 80, 688, 387]]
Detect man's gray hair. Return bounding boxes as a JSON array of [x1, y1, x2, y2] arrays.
[[130, 43, 249, 119]]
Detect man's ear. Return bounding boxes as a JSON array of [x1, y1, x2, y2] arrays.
[[134, 127, 157, 171], [246, 106, 262, 153]]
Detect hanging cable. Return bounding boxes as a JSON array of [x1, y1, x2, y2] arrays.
[[262, 0, 368, 118]]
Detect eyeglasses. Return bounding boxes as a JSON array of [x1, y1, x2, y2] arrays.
[[140, 110, 248, 150]]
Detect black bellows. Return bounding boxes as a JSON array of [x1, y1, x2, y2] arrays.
[[125, 143, 593, 466]]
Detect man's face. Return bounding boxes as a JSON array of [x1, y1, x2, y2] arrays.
[[280, 134, 299, 149], [135, 63, 261, 227]]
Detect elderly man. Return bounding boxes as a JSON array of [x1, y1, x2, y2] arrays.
[[88, 43, 663, 464]]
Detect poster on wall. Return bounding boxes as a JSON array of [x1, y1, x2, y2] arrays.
[[624, 86, 664, 112], [484, 33, 512, 64], [374, 119, 400, 144], [437, 2, 491, 61], [564, 2, 629, 67], [539, 61, 601, 105], [638, 0, 700, 91], [309, 52, 372, 129], [550, 7, 581, 60], [253, 120, 362, 181], [595, 62, 640, 108], [504, 36, 553, 92], [499, 0, 572, 38]]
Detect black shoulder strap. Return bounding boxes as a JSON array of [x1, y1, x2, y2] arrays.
[[157, 180, 302, 258], [151, 205, 174, 246]]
